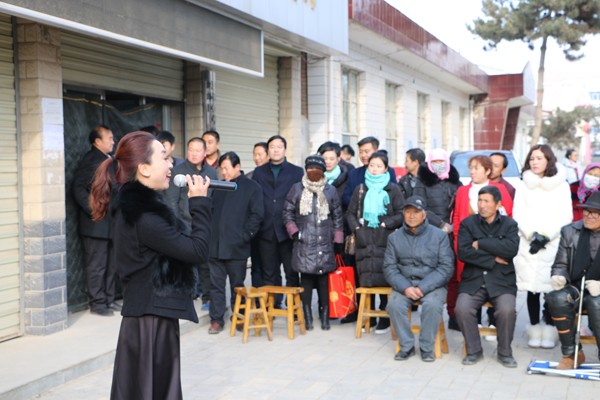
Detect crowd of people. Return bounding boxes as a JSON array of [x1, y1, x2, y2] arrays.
[[73, 126, 600, 399]]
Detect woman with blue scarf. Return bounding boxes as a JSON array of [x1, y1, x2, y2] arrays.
[[346, 152, 405, 334]]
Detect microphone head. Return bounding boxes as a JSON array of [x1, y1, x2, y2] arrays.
[[173, 174, 187, 187]]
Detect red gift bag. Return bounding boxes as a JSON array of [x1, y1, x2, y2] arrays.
[[329, 255, 357, 318]]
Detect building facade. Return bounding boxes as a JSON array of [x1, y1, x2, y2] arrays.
[[0, 0, 532, 342]]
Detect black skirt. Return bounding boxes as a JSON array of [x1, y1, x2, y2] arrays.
[[110, 315, 182, 400]]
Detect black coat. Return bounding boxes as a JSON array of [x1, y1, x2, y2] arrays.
[[330, 163, 349, 208], [398, 172, 417, 200], [551, 220, 584, 283], [457, 214, 520, 298], [111, 181, 212, 323], [252, 159, 304, 242], [164, 159, 217, 227], [346, 182, 405, 287], [282, 182, 344, 275], [71, 146, 113, 239], [210, 174, 264, 260], [383, 221, 454, 295], [413, 163, 462, 228]]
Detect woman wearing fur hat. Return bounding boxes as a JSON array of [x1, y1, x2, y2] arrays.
[[283, 154, 344, 330], [513, 144, 573, 349], [90, 131, 212, 400], [346, 152, 405, 334]]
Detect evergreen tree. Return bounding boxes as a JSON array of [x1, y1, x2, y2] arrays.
[[469, 0, 600, 146], [540, 106, 599, 149]]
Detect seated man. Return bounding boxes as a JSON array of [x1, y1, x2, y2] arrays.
[[546, 190, 600, 369], [455, 186, 519, 367], [384, 196, 454, 362]]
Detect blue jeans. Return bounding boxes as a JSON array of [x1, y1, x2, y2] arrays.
[[387, 286, 447, 353]]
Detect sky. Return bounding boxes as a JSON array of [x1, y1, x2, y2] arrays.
[[384, 0, 600, 86]]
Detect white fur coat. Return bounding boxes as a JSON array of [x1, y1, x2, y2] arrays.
[[513, 164, 573, 293]]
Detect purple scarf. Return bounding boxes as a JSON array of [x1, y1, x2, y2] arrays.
[[577, 163, 600, 203]]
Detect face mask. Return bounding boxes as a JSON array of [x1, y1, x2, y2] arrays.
[[431, 162, 447, 176], [584, 174, 600, 189]]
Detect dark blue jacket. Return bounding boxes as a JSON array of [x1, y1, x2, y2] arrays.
[[342, 166, 397, 207], [252, 159, 304, 242]]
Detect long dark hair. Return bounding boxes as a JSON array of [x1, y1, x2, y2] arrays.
[[90, 131, 156, 221], [522, 144, 558, 178]]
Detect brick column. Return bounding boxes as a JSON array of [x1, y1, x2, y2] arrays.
[[17, 20, 67, 335], [279, 57, 304, 165], [185, 63, 203, 140]]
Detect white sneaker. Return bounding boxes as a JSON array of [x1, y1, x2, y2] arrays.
[[484, 325, 497, 342], [527, 324, 543, 348], [541, 325, 558, 349]]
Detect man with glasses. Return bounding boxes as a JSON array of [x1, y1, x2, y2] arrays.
[[546, 190, 600, 369]]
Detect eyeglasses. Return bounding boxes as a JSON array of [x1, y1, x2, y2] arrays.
[[583, 209, 600, 219]]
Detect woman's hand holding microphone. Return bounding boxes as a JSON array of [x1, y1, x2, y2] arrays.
[[186, 175, 210, 198]]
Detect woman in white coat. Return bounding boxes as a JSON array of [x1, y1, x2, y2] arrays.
[[513, 144, 573, 349]]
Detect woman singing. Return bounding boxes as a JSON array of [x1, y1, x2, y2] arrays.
[[90, 131, 212, 400]]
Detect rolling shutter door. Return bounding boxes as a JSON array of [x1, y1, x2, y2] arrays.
[[215, 55, 279, 170], [61, 31, 184, 100], [0, 14, 20, 341]]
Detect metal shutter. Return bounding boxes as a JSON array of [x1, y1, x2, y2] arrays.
[[215, 55, 279, 170], [61, 31, 184, 100], [0, 14, 19, 341]]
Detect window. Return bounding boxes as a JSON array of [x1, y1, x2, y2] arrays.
[[591, 92, 600, 101], [417, 93, 428, 148], [386, 83, 398, 166], [342, 68, 359, 148], [441, 101, 451, 151]]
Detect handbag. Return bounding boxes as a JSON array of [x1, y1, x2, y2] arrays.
[[344, 185, 365, 256], [329, 255, 357, 318]]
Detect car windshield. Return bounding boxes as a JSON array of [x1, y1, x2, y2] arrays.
[[452, 152, 520, 178]]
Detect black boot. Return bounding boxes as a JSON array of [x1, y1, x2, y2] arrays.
[[320, 305, 331, 330], [303, 304, 314, 331]]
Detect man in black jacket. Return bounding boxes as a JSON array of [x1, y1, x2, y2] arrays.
[[252, 135, 303, 302], [384, 196, 454, 362], [164, 137, 217, 308], [208, 152, 263, 334], [72, 126, 118, 316], [455, 185, 520, 367], [398, 148, 425, 199], [546, 190, 600, 369]]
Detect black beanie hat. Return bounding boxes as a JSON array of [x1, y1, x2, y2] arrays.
[[305, 154, 326, 172]]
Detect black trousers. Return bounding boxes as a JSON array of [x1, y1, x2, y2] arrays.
[[300, 273, 329, 309], [111, 316, 182, 400], [196, 263, 213, 304], [527, 291, 553, 325], [208, 258, 247, 326], [250, 237, 264, 287], [81, 236, 116, 311], [455, 288, 516, 357], [547, 286, 600, 356], [258, 235, 299, 288]]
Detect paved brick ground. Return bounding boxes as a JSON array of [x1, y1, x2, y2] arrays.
[[27, 293, 598, 400]]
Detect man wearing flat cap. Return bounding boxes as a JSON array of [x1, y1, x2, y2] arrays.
[[383, 195, 454, 362], [547, 190, 600, 369], [455, 185, 520, 368]]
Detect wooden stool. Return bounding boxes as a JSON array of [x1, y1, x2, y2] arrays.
[[230, 287, 272, 343], [395, 300, 449, 358], [462, 302, 498, 356], [259, 286, 306, 339], [356, 287, 396, 340], [581, 310, 597, 344]]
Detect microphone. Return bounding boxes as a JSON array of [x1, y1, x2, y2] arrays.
[[173, 174, 237, 191]]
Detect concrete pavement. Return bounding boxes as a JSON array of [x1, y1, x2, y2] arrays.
[[20, 292, 599, 400]]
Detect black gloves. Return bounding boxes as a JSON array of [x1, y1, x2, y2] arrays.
[[334, 243, 344, 255], [529, 232, 550, 255]]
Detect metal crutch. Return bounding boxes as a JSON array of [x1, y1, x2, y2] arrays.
[[574, 272, 587, 368]]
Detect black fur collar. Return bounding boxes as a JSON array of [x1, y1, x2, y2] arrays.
[[113, 180, 196, 297], [417, 163, 460, 187]]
